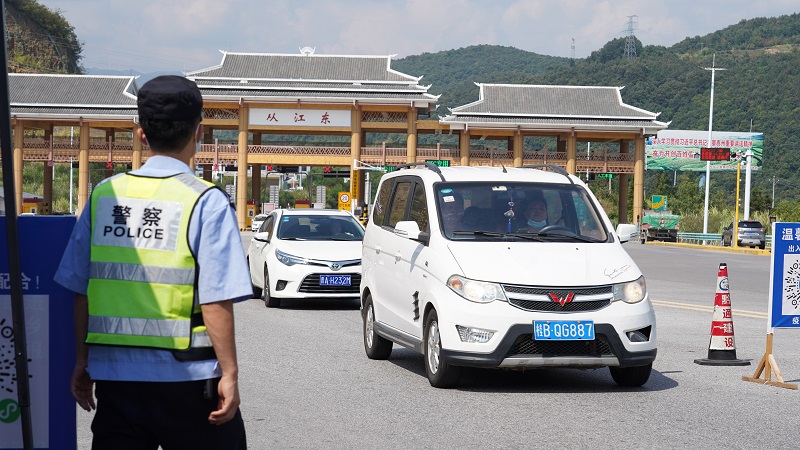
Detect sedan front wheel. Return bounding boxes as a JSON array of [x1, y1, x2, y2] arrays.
[[262, 265, 280, 308]]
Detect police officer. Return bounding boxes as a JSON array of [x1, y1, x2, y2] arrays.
[[55, 75, 250, 449]]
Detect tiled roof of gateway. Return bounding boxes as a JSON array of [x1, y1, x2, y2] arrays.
[[9, 74, 137, 109], [448, 84, 662, 119], [187, 52, 419, 83], [186, 51, 437, 103], [199, 88, 433, 101]]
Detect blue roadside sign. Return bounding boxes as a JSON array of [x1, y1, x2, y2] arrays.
[[768, 222, 800, 329], [0, 216, 77, 450]]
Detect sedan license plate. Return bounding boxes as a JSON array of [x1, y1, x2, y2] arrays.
[[534, 321, 594, 340], [319, 275, 351, 286]]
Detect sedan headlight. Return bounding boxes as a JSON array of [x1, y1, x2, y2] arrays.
[[275, 249, 307, 266], [612, 275, 647, 304], [447, 275, 507, 303]]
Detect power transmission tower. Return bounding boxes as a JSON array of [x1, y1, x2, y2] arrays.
[[624, 15, 638, 58], [571, 38, 575, 60]]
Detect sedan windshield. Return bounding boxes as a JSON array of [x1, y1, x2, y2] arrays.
[[436, 182, 609, 242], [277, 214, 364, 241]]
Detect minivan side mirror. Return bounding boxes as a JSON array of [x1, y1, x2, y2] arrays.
[[394, 220, 430, 246]]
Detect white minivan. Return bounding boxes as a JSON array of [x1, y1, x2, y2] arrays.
[[360, 163, 656, 388]]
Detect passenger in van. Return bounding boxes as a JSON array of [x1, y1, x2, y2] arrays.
[[521, 197, 549, 232], [440, 191, 465, 232], [461, 206, 484, 231]]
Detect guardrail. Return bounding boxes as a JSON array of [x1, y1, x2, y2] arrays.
[[676, 232, 773, 247], [677, 232, 723, 245]]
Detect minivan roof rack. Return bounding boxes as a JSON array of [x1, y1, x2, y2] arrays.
[[520, 164, 574, 184], [395, 161, 446, 181]]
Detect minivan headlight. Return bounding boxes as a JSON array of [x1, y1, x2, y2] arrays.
[[612, 275, 647, 304], [447, 275, 507, 303], [275, 249, 307, 266]]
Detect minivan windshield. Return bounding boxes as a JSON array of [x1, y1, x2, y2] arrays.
[[435, 182, 609, 242]]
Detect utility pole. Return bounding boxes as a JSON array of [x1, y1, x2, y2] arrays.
[[772, 176, 778, 209]]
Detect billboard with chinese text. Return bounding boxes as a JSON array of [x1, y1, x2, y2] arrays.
[[645, 130, 763, 171]]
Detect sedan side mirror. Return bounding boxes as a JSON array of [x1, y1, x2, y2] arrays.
[[253, 231, 271, 243]]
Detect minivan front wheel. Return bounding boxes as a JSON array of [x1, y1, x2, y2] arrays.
[[363, 296, 392, 359], [609, 363, 652, 387], [424, 310, 461, 388]]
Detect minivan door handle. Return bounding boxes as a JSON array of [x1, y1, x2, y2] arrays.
[[393, 251, 402, 262], [375, 244, 381, 254]]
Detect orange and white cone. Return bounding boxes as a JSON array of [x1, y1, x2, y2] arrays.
[[694, 263, 750, 366]]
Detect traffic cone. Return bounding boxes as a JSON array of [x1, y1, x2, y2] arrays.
[[694, 263, 750, 366]]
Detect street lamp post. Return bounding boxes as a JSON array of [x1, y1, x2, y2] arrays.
[[702, 55, 726, 239], [744, 120, 754, 219]]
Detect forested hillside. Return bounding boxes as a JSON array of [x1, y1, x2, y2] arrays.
[[393, 13, 800, 223], [4, 0, 82, 73], [394, 45, 570, 113]]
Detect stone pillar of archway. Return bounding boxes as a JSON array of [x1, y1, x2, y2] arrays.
[[132, 123, 142, 170], [566, 131, 577, 174], [513, 131, 523, 167], [43, 128, 53, 215], [105, 130, 115, 178], [350, 108, 362, 206], [251, 133, 261, 211], [633, 135, 645, 225], [406, 107, 417, 164], [77, 123, 90, 215], [459, 130, 470, 166], [13, 121, 24, 215], [236, 105, 250, 230], [617, 140, 629, 223]]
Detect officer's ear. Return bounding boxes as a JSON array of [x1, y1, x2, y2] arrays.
[[136, 128, 149, 147]]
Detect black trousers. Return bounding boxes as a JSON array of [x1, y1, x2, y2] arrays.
[[91, 380, 246, 450]]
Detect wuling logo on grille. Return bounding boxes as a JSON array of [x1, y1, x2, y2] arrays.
[[548, 292, 575, 306]]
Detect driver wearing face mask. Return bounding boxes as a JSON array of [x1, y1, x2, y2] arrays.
[[522, 197, 548, 232]]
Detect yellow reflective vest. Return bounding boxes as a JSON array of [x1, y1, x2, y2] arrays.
[[87, 172, 217, 358]]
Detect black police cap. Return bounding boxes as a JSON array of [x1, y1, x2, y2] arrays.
[[137, 75, 202, 121]]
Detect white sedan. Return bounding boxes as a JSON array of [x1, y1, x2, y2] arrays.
[[247, 208, 365, 308], [251, 213, 269, 232]]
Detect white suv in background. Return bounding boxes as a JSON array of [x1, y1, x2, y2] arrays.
[[360, 163, 657, 388]]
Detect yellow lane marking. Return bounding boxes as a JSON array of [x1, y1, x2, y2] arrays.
[[651, 299, 768, 319]]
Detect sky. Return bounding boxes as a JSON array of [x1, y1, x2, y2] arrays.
[[41, 0, 800, 75]]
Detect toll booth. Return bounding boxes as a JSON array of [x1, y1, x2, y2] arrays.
[[245, 200, 257, 228], [22, 197, 42, 215]]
